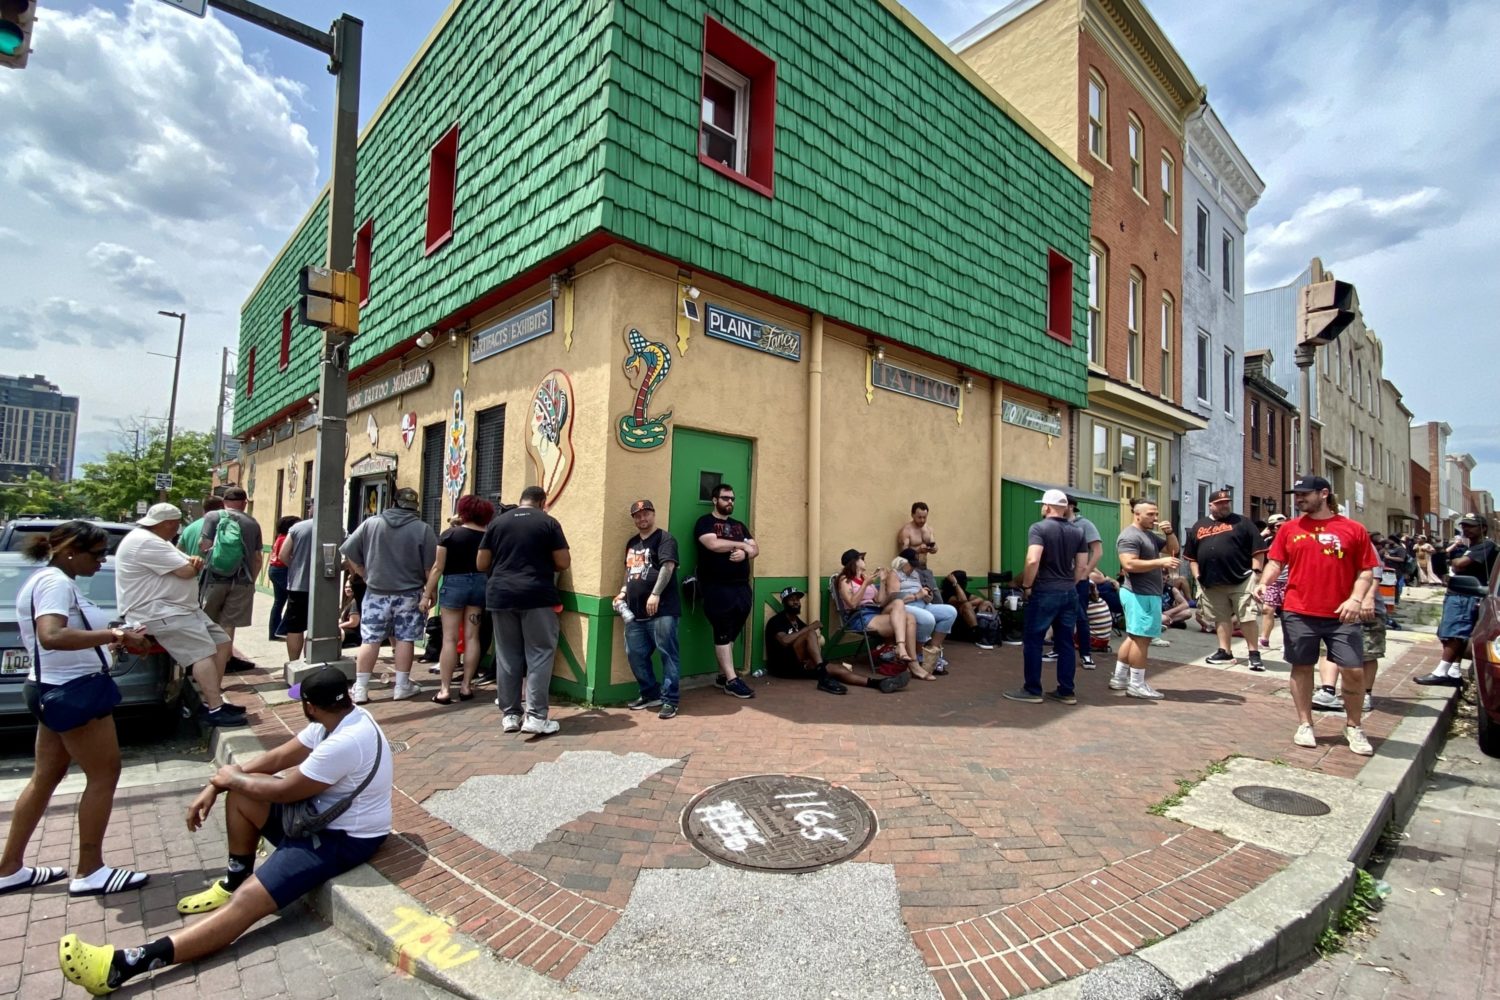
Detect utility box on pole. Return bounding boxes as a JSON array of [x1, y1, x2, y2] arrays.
[[1298, 279, 1357, 346]]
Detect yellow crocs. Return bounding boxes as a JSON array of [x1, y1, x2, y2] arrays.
[[176, 879, 233, 914], [58, 933, 118, 996]]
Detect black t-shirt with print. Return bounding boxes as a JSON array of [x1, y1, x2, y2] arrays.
[[623, 529, 681, 619], [1183, 514, 1266, 587], [763, 610, 811, 677], [694, 514, 753, 584]]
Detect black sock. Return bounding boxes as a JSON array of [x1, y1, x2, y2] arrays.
[[225, 852, 256, 891], [111, 937, 174, 986], [1319, 685, 1336, 694]]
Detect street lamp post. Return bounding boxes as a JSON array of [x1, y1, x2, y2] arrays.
[[155, 310, 186, 501]]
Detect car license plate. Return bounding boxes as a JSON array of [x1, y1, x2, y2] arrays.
[[1, 648, 30, 675]]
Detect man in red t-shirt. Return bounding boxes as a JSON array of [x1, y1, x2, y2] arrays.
[[1256, 475, 1379, 756]]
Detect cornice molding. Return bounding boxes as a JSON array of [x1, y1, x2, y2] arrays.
[[1083, 0, 1204, 137]]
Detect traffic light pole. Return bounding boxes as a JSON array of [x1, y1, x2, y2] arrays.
[[1295, 343, 1316, 478], [206, 0, 361, 677]]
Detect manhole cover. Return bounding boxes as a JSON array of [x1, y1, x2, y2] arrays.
[[1232, 784, 1331, 816], [681, 773, 876, 873]]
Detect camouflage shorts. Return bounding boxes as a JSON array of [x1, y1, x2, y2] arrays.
[[1360, 615, 1387, 661], [360, 590, 426, 644]]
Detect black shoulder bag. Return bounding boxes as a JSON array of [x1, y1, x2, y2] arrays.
[[282, 728, 385, 840], [26, 574, 122, 733]]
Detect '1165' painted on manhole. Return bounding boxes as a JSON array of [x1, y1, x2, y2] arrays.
[[681, 773, 877, 874]]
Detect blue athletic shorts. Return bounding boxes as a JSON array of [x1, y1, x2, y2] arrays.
[[1120, 590, 1164, 638], [257, 803, 387, 909]]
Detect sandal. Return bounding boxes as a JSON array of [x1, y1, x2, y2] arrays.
[[69, 866, 148, 897], [0, 865, 68, 895], [58, 933, 119, 996], [457, 690, 475, 701], [431, 693, 454, 705], [177, 879, 233, 914]]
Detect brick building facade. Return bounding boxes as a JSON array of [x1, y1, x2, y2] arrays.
[[1242, 349, 1295, 523]]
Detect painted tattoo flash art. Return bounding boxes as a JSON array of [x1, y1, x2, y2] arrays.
[[444, 389, 467, 506], [617, 326, 673, 450], [527, 369, 575, 509]]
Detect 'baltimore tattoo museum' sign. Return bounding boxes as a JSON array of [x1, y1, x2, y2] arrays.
[[348, 361, 433, 414]]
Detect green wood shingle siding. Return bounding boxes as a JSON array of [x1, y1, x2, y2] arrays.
[[236, 0, 1091, 433]]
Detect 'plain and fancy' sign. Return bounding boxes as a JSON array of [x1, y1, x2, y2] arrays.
[[470, 300, 554, 363], [348, 361, 433, 414], [704, 304, 802, 361]]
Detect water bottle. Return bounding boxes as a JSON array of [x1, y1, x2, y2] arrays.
[[613, 598, 634, 623]]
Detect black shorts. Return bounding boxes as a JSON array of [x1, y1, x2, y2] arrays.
[[257, 803, 387, 910], [280, 591, 310, 634], [701, 582, 752, 645], [1282, 611, 1363, 668]]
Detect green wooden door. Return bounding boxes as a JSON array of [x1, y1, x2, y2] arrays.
[[669, 428, 754, 676], [1000, 480, 1121, 581]]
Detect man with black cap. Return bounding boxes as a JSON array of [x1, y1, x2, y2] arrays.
[[763, 586, 910, 694], [340, 486, 438, 704], [1416, 513, 1497, 686], [1256, 475, 1379, 755], [615, 499, 683, 719], [58, 666, 392, 995], [1184, 487, 1267, 671]]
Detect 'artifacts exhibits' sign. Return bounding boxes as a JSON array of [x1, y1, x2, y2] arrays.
[[704, 304, 802, 361], [1001, 400, 1063, 436], [348, 361, 433, 414], [470, 300, 554, 363], [871, 361, 960, 409]]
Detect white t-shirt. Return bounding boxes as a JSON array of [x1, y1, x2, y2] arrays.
[[295, 707, 393, 839], [114, 528, 199, 623], [16, 567, 112, 684]]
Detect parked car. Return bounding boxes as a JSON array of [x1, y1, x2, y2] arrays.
[[0, 553, 184, 731], [0, 518, 135, 554], [1474, 568, 1500, 757]]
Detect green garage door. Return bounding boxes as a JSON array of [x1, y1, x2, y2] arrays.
[[999, 479, 1121, 580]]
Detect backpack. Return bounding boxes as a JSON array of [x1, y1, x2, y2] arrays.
[[207, 512, 246, 577]]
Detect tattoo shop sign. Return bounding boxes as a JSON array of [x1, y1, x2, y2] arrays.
[[871, 361, 960, 409], [1001, 399, 1063, 437], [470, 300, 554, 363], [348, 361, 433, 414], [704, 303, 802, 362]]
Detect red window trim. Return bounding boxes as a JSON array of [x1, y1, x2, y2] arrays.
[[700, 17, 776, 198], [425, 124, 459, 255], [246, 347, 256, 399], [355, 218, 374, 305], [1046, 250, 1074, 345], [279, 308, 291, 371]]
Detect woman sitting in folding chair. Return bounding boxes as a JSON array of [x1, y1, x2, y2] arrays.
[[833, 549, 932, 680]]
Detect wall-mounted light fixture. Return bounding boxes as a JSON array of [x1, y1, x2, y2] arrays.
[[685, 285, 701, 300], [960, 371, 975, 393], [869, 340, 885, 363], [448, 329, 459, 347], [415, 331, 436, 349], [1112, 463, 1125, 474]]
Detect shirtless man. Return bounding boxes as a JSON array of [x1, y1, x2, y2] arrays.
[[897, 502, 937, 557]]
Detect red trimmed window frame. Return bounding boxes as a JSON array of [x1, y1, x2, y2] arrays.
[[246, 347, 256, 399], [279, 308, 291, 370], [699, 17, 776, 198], [425, 125, 459, 254], [1046, 250, 1075, 345], [355, 218, 374, 305]]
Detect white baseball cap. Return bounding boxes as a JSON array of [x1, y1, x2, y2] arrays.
[[1037, 488, 1069, 507], [138, 503, 183, 526]]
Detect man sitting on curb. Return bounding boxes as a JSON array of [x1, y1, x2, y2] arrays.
[[764, 586, 910, 694], [58, 667, 392, 995]]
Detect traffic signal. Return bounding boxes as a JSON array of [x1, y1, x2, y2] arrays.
[[1298, 278, 1357, 346], [0, 0, 34, 69], [298, 265, 360, 335]]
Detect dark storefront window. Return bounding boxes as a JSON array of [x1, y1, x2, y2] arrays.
[[473, 404, 505, 503], [421, 422, 445, 533]]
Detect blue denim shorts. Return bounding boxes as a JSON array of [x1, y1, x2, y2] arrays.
[[438, 572, 487, 610], [845, 606, 878, 631], [1438, 592, 1480, 641]]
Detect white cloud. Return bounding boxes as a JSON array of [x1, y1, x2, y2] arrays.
[[0, 297, 157, 351], [86, 241, 185, 303]]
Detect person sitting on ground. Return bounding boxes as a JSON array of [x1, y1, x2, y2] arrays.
[[1088, 569, 1125, 631], [765, 586, 909, 694], [57, 666, 392, 996], [1161, 574, 1194, 629], [941, 568, 997, 647], [338, 578, 361, 649], [891, 549, 956, 675], [833, 549, 927, 678]]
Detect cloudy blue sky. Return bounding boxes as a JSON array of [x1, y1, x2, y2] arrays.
[[2, 0, 1494, 500]]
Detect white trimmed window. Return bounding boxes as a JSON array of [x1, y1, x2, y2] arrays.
[[700, 57, 750, 174], [1161, 153, 1175, 226], [1128, 116, 1143, 195], [1088, 74, 1107, 161], [1087, 241, 1107, 365], [1159, 293, 1173, 400], [1127, 269, 1143, 382]]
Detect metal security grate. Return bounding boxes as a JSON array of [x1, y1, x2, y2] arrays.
[[473, 404, 505, 503], [1232, 785, 1331, 816], [420, 422, 445, 533]]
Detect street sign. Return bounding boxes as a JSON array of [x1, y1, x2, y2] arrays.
[[136, 500, 148, 515], [156, 0, 207, 17], [154, 473, 174, 490]]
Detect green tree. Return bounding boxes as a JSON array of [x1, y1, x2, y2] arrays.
[[71, 426, 216, 520], [0, 470, 87, 518]]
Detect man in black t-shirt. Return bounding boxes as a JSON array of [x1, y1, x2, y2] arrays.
[[1418, 513, 1497, 686], [693, 482, 757, 700], [763, 587, 909, 695], [613, 500, 683, 719], [1184, 488, 1268, 670], [477, 486, 570, 735]]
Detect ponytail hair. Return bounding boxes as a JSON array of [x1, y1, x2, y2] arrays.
[[19, 520, 109, 564]]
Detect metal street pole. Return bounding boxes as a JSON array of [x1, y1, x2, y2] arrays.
[[213, 346, 228, 467], [155, 310, 186, 500]]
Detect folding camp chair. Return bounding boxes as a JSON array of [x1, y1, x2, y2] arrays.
[[826, 573, 882, 673]]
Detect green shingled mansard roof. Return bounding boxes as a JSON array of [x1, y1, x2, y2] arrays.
[[234, 0, 1092, 435]]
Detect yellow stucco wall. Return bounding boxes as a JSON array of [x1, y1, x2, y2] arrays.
[[1000, 384, 1071, 486], [957, 0, 1080, 156]]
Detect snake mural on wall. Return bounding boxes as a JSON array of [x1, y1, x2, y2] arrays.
[[617, 326, 673, 450]]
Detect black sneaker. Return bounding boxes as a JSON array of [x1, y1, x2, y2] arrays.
[[627, 695, 663, 711], [1205, 649, 1236, 664], [218, 701, 249, 716], [723, 677, 755, 699], [877, 670, 910, 693], [1041, 650, 1058, 662], [816, 676, 848, 695], [199, 706, 247, 728], [1047, 690, 1078, 705], [1247, 652, 1265, 672], [1080, 654, 1096, 669], [225, 656, 257, 674], [712, 674, 727, 688], [658, 703, 678, 720]]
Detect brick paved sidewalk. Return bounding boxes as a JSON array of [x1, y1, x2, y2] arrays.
[[0, 780, 450, 1000], [223, 594, 1442, 999]]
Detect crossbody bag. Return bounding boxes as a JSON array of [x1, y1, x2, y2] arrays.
[[25, 571, 121, 733], [282, 727, 384, 841]]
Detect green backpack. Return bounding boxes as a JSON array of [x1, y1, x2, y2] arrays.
[[208, 513, 246, 577]]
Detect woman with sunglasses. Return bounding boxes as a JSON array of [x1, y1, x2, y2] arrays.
[[0, 521, 154, 898]]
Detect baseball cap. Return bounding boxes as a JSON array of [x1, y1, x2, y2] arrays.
[[288, 665, 353, 708], [629, 499, 655, 515], [1266, 513, 1288, 525], [1458, 512, 1484, 526], [778, 586, 805, 603], [840, 548, 865, 567], [138, 503, 183, 526], [1209, 488, 1233, 503], [898, 547, 920, 563], [393, 487, 420, 509], [1037, 488, 1069, 506], [1287, 475, 1331, 494]]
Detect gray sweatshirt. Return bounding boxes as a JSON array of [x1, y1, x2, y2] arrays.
[[340, 508, 437, 593]]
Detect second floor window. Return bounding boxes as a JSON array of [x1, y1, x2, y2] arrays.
[[1128, 116, 1143, 195], [1126, 270, 1143, 382], [1087, 243, 1106, 365], [700, 58, 749, 174], [1195, 204, 1210, 273], [1159, 294, 1173, 400], [1196, 331, 1211, 404], [1221, 230, 1234, 297]]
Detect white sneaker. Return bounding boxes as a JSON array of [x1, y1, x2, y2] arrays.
[[1126, 682, 1164, 700], [1344, 725, 1373, 756], [1150, 638, 1171, 647], [1311, 687, 1343, 711], [1108, 676, 1129, 691], [1363, 692, 1373, 714], [502, 714, 522, 733], [392, 682, 421, 701], [521, 716, 560, 736], [1293, 723, 1316, 748], [351, 686, 369, 705]]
